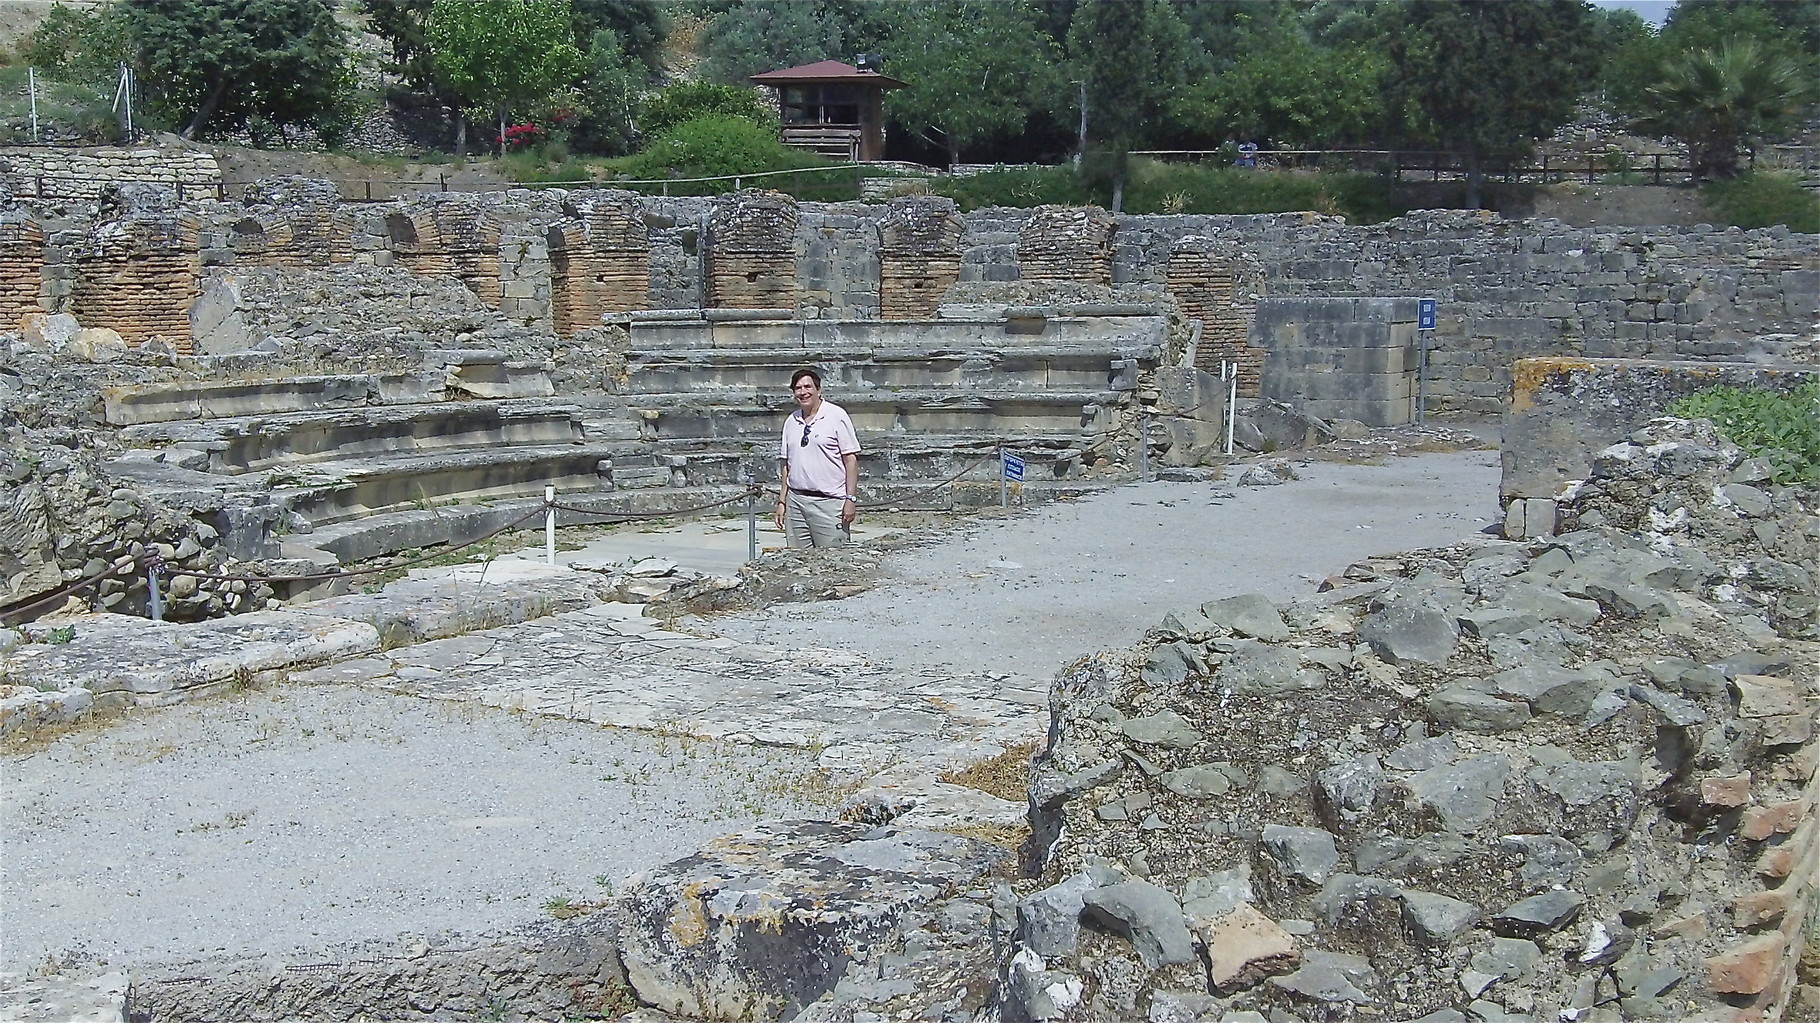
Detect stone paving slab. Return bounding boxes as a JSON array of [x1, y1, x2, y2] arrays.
[[288, 600, 1042, 779]]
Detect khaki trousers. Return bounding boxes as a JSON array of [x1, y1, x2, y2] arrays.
[[784, 492, 849, 548]]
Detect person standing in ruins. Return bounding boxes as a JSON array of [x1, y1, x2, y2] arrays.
[[775, 368, 861, 548]]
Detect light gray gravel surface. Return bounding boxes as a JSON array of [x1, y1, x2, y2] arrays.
[[0, 687, 833, 974], [1, 445, 1501, 978], [702, 449, 1503, 681]]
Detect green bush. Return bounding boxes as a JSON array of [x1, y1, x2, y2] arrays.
[[1669, 380, 1820, 483], [1701, 172, 1820, 233], [638, 82, 773, 139], [607, 115, 853, 199], [929, 159, 1406, 223]]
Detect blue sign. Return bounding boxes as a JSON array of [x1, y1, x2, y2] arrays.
[[1417, 298, 1438, 330], [1002, 452, 1026, 482]]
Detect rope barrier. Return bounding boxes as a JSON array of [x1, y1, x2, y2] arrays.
[[547, 484, 764, 519], [867, 453, 1000, 508]]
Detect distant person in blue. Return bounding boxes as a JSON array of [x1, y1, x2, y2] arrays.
[[1235, 142, 1259, 169]]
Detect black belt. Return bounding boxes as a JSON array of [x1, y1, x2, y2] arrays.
[[790, 488, 843, 499]]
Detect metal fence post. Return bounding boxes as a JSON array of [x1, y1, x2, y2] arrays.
[[147, 564, 163, 621], [1137, 416, 1151, 481], [747, 491, 757, 561], [544, 486, 556, 565], [999, 445, 1007, 509]]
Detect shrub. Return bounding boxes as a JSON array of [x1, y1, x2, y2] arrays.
[[608, 115, 850, 199], [1701, 171, 1820, 233], [638, 82, 772, 138], [1669, 380, 1820, 483]]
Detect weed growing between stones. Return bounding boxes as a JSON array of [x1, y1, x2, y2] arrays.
[[1671, 381, 1820, 484], [939, 740, 1038, 802]]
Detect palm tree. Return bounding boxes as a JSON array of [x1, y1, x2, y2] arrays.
[[1638, 37, 1812, 181]]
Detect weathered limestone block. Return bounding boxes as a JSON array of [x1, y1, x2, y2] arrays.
[[618, 821, 1006, 1021]]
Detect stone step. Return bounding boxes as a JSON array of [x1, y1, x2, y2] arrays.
[[623, 343, 1156, 395], [621, 312, 1169, 352], [625, 389, 1120, 443], [117, 400, 587, 474], [273, 442, 622, 526], [100, 360, 555, 426]]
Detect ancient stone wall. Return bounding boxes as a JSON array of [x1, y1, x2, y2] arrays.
[[63, 218, 199, 352], [706, 190, 798, 310], [549, 195, 652, 334], [0, 146, 221, 200], [1166, 239, 1264, 390], [878, 197, 964, 320]]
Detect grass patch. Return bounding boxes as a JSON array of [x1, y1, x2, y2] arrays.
[[1669, 380, 1820, 483], [939, 741, 1036, 802], [1702, 171, 1820, 233]]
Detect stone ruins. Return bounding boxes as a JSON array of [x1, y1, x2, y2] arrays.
[[0, 160, 1815, 1023]]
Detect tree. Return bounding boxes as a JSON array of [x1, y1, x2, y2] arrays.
[[424, 0, 585, 155], [571, 0, 669, 73], [1172, 12, 1386, 148], [640, 81, 772, 138], [119, 0, 351, 141], [1379, 0, 1602, 209], [883, 1, 1063, 167], [1637, 37, 1813, 180], [1066, 0, 1196, 209], [698, 1, 856, 84], [568, 28, 645, 156]]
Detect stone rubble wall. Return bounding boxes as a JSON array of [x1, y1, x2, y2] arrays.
[[1, 188, 1812, 417], [1004, 417, 1817, 1023], [0, 146, 222, 201]]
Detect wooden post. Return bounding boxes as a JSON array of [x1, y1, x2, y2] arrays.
[[1652, 153, 1662, 185]]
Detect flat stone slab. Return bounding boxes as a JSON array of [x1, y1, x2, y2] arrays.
[[288, 599, 1042, 774]]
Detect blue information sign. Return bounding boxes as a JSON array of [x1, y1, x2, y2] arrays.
[[1417, 298, 1438, 330], [1002, 452, 1026, 482]]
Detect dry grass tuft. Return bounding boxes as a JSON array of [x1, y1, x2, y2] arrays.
[[939, 741, 1037, 803]]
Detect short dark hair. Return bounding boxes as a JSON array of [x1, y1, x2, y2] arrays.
[[790, 368, 821, 388]]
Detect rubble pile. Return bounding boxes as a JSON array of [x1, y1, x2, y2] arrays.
[[996, 417, 1818, 1022]]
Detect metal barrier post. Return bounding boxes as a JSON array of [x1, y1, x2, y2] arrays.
[[1137, 417, 1152, 481], [999, 445, 1008, 508], [747, 491, 757, 561], [544, 486, 556, 565], [147, 564, 163, 621], [1417, 342, 1429, 426]]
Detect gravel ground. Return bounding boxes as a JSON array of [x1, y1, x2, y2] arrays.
[[0, 443, 1501, 978], [702, 448, 1503, 682], [0, 687, 836, 975]]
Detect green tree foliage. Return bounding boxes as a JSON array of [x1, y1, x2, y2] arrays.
[[1379, 0, 1601, 208], [883, 1, 1062, 166], [360, 0, 437, 93], [20, 3, 134, 85], [1636, 37, 1812, 180], [1066, 0, 1195, 209], [1702, 171, 1820, 232], [1173, 12, 1386, 148], [568, 29, 645, 156], [118, 0, 352, 141], [425, 0, 585, 154], [571, 0, 669, 72], [697, 0, 881, 84]]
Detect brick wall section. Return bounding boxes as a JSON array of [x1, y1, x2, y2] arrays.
[[707, 190, 798, 310], [550, 195, 652, 334], [0, 218, 44, 323], [877, 196, 963, 320], [67, 220, 198, 352], [230, 212, 353, 268], [1167, 239, 1264, 394], [386, 203, 501, 306], [0, 145, 220, 200], [1018, 206, 1115, 284]]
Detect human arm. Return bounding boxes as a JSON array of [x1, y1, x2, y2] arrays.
[[840, 452, 859, 527]]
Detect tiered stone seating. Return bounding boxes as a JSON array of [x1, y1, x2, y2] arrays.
[[614, 306, 1167, 488]]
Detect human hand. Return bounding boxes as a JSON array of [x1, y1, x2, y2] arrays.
[[840, 499, 856, 527]]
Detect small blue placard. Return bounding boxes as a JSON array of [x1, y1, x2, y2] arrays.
[[1002, 452, 1026, 482], [1417, 298, 1438, 330]]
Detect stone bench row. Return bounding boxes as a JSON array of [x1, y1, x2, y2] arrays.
[[624, 344, 1154, 396], [621, 311, 1170, 353]]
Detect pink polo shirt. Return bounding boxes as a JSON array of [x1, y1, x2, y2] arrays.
[[781, 400, 860, 496]]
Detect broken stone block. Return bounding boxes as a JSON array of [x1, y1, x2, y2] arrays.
[[1260, 824, 1341, 887], [1426, 684, 1532, 734], [1195, 904, 1301, 992], [1268, 950, 1377, 1005], [1739, 800, 1802, 841], [618, 821, 1005, 1020], [1401, 890, 1480, 945], [1199, 593, 1291, 643], [1731, 888, 1790, 929], [1358, 598, 1461, 665], [1018, 872, 1098, 957], [1491, 890, 1584, 938], [1731, 675, 1802, 718], [1703, 933, 1787, 995], [1080, 881, 1196, 968], [1119, 710, 1204, 749]]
